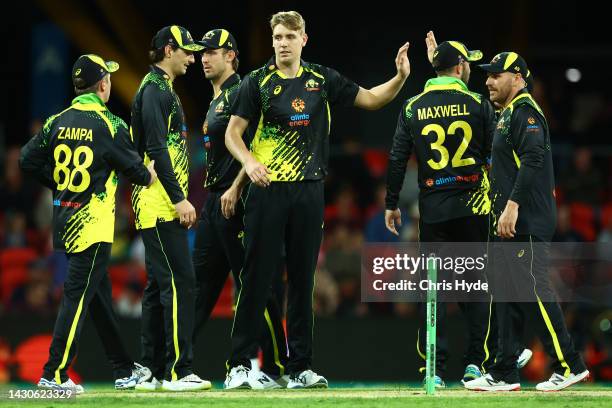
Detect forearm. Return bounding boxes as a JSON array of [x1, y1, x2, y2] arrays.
[[225, 124, 253, 165], [361, 74, 407, 110], [231, 167, 249, 191]]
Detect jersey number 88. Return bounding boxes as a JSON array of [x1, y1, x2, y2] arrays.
[[53, 144, 94, 192]]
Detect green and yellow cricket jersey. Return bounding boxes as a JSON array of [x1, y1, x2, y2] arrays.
[[491, 90, 556, 240], [130, 65, 189, 229], [386, 76, 496, 223], [202, 73, 244, 191], [231, 57, 360, 181], [19, 93, 151, 253]]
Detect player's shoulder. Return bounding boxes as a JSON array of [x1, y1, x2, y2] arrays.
[[100, 110, 129, 134]]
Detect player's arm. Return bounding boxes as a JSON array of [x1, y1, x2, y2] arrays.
[[483, 99, 497, 168], [19, 119, 55, 189], [103, 120, 156, 187], [354, 42, 410, 110], [226, 74, 270, 187], [141, 85, 185, 202], [384, 103, 415, 235], [220, 167, 249, 219], [497, 106, 547, 238], [142, 85, 195, 227]]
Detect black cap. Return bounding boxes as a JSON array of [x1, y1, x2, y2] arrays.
[[478, 52, 530, 79], [72, 54, 119, 89], [151, 25, 204, 52], [432, 41, 483, 71], [197, 29, 238, 54]]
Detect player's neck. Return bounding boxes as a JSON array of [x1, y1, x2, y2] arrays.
[[276, 59, 301, 78], [211, 69, 235, 99], [155, 62, 175, 82], [501, 86, 523, 108]]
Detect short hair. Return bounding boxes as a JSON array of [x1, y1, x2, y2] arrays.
[[222, 49, 240, 72], [435, 66, 457, 77], [270, 11, 306, 34], [74, 76, 105, 96], [148, 44, 178, 63]]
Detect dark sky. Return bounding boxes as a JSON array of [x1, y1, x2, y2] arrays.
[[2, 0, 609, 148]]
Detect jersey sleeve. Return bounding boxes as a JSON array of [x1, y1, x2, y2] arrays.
[[19, 116, 56, 189], [230, 73, 262, 122], [508, 105, 548, 205], [323, 66, 360, 108], [141, 84, 185, 203], [385, 102, 415, 210]]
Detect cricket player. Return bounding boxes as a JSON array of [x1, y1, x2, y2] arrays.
[[224, 10, 410, 389], [192, 28, 289, 389], [20, 54, 156, 393], [464, 52, 589, 391], [130, 25, 210, 391]]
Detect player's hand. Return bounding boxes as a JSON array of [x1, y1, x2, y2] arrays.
[[220, 186, 241, 219], [497, 200, 519, 238], [425, 31, 438, 64], [245, 157, 271, 188], [385, 209, 402, 236], [174, 199, 197, 229], [395, 42, 411, 79], [146, 160, 157, 187]]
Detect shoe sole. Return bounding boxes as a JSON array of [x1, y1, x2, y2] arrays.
[[161, 384, 212, 392], [225, 383, 252, 390], [536, 371, 590, 392], [467, 385, 521, 392], [288, 383, 329, 389]]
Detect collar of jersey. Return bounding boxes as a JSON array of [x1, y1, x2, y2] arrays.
[[150, 65, 174, 86], [501, 89, 533, 114], [71, 93, 107, 111], [266, 56, 306, 79], [423, 76, 468, 92], [221, 73, 241, 91]]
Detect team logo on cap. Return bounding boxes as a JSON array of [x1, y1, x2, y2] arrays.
[[291, 98, 305, 113], [75, 69, 81, 76], [203, 31, 215, 40], [491, 54, 502, 64]]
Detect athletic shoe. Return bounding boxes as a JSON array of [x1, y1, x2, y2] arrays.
[[517, 348, 533, 369], [287, 370, 328, 389], [135, 377, 162, 391], [115, 363, 152, 390], [250, 358, 261, 374], [161, 374, 211, 392], [250, 371, 289, 389], [37, 378, 84, 394], [462, 364, 482, 383], [422, 375, 446, 388], [536, 370, 589, 391], [463, 373, 520, 391], [224, 365, 252, 390]]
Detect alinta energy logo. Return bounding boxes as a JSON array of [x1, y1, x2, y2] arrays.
[[425, 173, 480, 187], [289, 98, 310, 127], [291, 97, 305, 113]]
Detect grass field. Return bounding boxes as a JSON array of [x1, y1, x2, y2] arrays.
[[2, 383, 611, 407]]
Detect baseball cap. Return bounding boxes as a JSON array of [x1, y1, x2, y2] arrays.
[[478, 52, 530, 79], [432, 41, 483, 71], [151, 25, 204, 52], [72, 54, 119, 89], [197, 29, 239, 54]]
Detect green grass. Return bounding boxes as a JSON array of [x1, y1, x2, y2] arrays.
[[2, 383, 611, 408]]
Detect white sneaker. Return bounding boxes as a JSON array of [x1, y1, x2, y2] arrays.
[[224, 365, 252, 390], [115, 363, 152, 390], [250, 358, 261, 374], [37, 378, 84, 394], [287, 370, 328, 389], [463, 373, 520, 391], [161, 374, 212, 392], [536, 370, 589, 391], [135, 377, 162, 391], [250, 371, 288, 389], [517, 348, 533, 369]]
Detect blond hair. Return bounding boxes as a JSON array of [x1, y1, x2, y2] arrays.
[[270, 11, 306, 33]]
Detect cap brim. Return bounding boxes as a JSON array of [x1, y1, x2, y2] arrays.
[[180, 43, 205, 51], [196, 39, 220, 50], [466, 50, 483, 62], [105, 61, 119, 73], [478, 63, 505, 73]]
